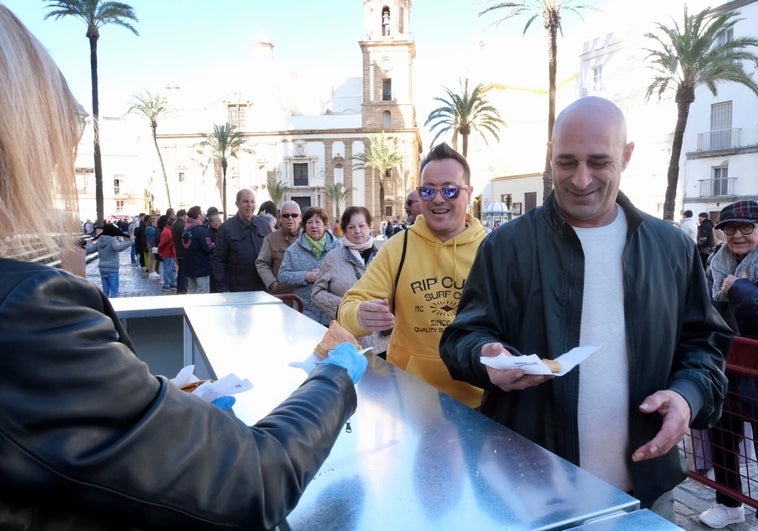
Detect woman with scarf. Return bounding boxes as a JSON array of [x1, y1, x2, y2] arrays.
[[699, 200, 758, 529], [313, 206, 389, 355], [279, 207, 341, 325]]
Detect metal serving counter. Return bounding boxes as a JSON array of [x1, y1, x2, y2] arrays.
[[184, 303, 642, 530], [111, 291, 280, 377], [567, 509, 681, 530]]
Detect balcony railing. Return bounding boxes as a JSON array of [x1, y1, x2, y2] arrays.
[[699, 177, 737, 197], [697, 128, 742, 151]]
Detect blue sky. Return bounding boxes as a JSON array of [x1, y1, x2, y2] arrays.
[[4, 1, 494, 113], [5, 0, 713, 147], [3, 0, 615, 119]]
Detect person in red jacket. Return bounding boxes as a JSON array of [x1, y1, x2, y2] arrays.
[[157, 216, 177, 292]]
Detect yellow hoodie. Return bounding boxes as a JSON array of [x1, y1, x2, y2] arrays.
[[339, 214, 486, 407]]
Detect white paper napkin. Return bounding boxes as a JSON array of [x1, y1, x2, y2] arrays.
[[170, 364, 253, 401], [480, 346, 599, 376]]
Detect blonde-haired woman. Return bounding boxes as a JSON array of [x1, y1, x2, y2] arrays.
[[0, 6, 364, 528]]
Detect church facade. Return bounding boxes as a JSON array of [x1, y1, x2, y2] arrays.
[[153, 0, 421, 223]]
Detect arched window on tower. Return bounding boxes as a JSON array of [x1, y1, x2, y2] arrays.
[[382, 7, 390, 36], [383, 111, 391, 129]]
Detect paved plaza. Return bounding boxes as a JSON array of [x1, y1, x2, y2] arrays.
[[83, 250, 756, 530], [86, 248, 167, 298]]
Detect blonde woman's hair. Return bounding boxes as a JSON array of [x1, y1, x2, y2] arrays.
[[0, 6, 81, 257]]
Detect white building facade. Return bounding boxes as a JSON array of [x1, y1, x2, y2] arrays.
[[681, 0, 758, 221]]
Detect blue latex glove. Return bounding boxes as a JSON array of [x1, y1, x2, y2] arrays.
[[320, 341, 368, 384], [211, 396, 236, 411]]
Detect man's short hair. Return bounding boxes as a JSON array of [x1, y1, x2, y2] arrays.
[[420, 143, 471, 185], [187, 205, 202, 220], [683, 210, 693, 218], [176, 209, 187, 217]]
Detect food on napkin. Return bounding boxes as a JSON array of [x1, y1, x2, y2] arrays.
[[179, 379, 212, 392], [170, 365, 252, 403], [480, 346, 599, 376], [541, 358, 563, 374], [314, 320, 362, 359]]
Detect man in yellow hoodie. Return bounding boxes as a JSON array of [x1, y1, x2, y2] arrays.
[[338, 143, 486, 407]]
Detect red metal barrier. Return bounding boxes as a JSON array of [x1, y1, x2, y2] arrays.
[[682, 336, 758, 509]]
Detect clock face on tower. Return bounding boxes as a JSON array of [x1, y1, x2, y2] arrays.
[[381, 57, 393, 72]]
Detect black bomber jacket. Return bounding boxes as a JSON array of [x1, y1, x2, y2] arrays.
[[0, 260, 355, 530]]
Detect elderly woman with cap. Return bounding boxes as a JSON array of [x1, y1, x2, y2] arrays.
[[698, 199, 758, 528], [709, 200, 758, 337]]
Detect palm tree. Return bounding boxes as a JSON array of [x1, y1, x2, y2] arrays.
[[128, 90, 171, 207], [479, 1, 594, 201], [424, 78, 506, 160], [266, 179, 291, 207], [352, 133, 404, 218], [202, 123, 246, 220], [325, 183, 354, 221], [645, 6, 758, 221], [44, 0, 138, 224]]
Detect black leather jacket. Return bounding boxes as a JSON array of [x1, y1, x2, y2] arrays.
[[441, 192, 732, 508], [0, 259, 356, 530]]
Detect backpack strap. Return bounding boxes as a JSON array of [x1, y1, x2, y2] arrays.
[[391, 229, 409, 313]]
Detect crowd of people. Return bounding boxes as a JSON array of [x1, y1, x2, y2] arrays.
[[5, 1, 758, 526], [78, 98, 756, 527], [0, 7, 369, 529]]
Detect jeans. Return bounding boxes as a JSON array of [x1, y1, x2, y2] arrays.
[[130, 242, 137, 264], [176, 258, 188, 293], [100, 272, 119, 298], [188, 276, 210, 294], [161, 257, 176, 288]]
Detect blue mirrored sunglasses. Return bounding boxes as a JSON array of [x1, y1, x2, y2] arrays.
[[417, 184, 469, 201]]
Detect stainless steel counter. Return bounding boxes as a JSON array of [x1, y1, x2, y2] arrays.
[[111, 291, 281, 378], [184, 304, 641, 530], [111, 290, 280, 318], [568, 509, 682, 530]]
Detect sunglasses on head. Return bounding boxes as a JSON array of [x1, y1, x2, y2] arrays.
[[417, 184, 470, 201], [280, 213, 300, 219]]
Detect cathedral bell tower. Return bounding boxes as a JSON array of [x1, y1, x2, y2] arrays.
[[358, 1, 420, 219], [360, 0, 416, 132]]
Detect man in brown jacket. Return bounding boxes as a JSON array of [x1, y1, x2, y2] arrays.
[[256, 201, 302, 294]]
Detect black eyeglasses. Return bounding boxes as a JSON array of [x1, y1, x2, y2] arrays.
[[280, 213, 300, 219], [723, 223, 757, 236], [405, 199, 418, 207], [417, 184, 471, 201]]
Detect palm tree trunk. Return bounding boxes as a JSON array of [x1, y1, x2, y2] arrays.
[[663, 100, 691, 221], [221, 158, 228, 220], [543, 27, 559, 202], [378, 171, 385, 219], [462, 133, 469, 158], [89, 36, 104, 224], [151, 122, 171, 208]]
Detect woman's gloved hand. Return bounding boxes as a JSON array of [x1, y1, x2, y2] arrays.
[[211, 396, 236, 411], [320, 342, 368, 384]]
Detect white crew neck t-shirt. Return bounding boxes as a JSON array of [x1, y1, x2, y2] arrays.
[[573, 206, 632, 492]]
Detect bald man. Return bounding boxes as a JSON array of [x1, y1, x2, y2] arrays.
[[440, 96, 731, 520]]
